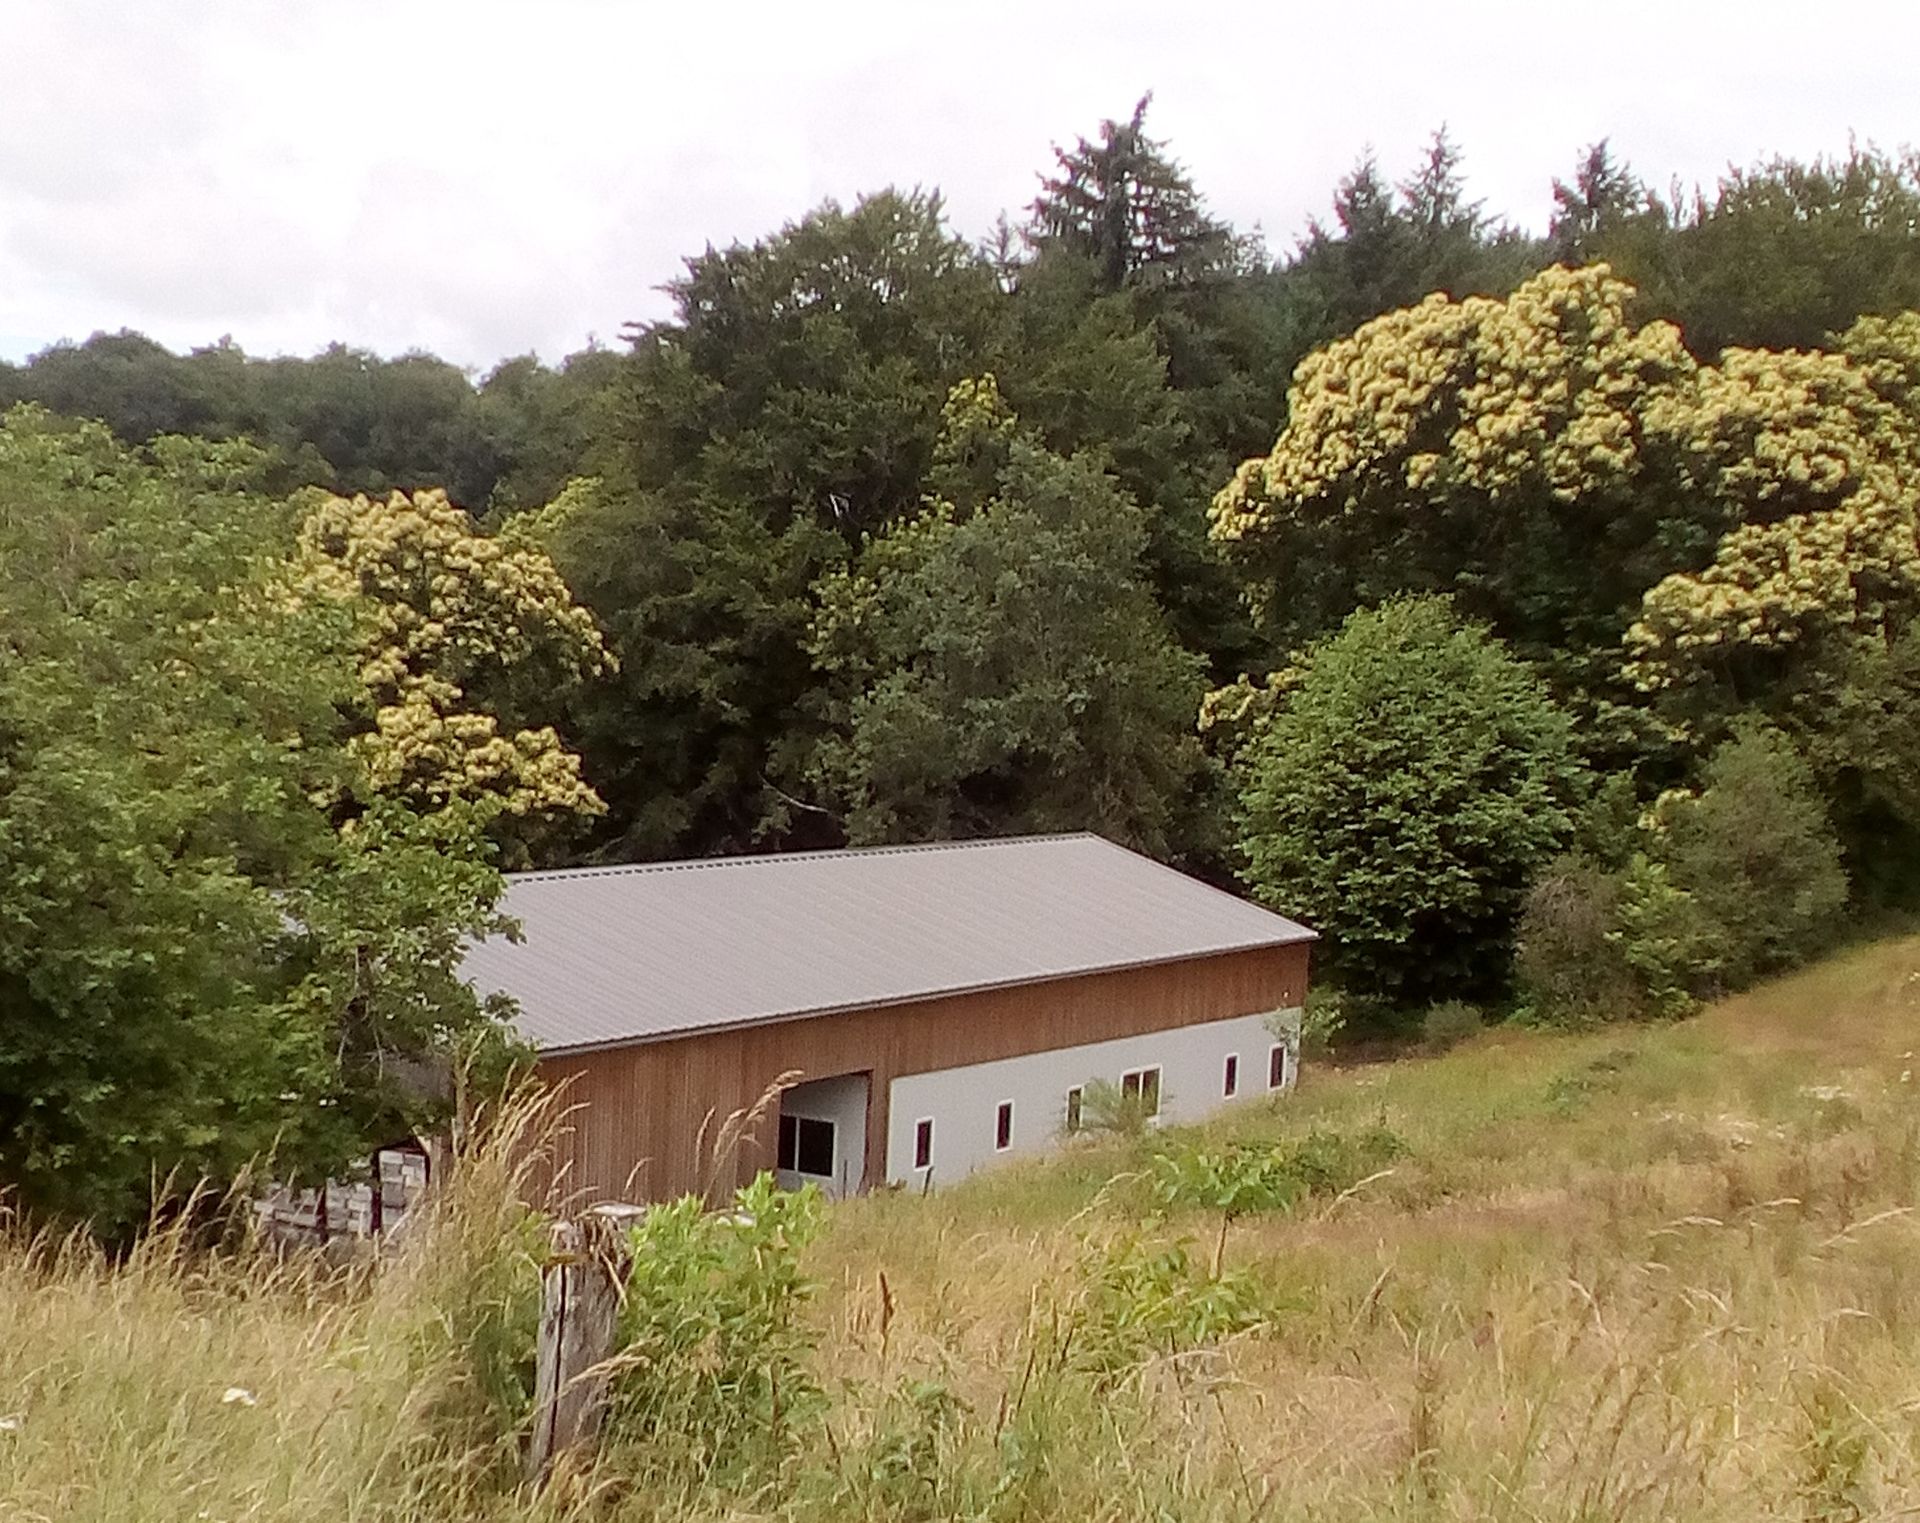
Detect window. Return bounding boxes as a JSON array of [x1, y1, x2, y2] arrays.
[[1120, 1065, 1162, 1117], [995, 1100, 1014, 1152], [1065, 1087, 1083, 1134], [1223, 1053, 1239, 1098], [1269, 1044, 1289, 1090], [913, 1117, 934, 1171], [777, 1115, 835, 1177]]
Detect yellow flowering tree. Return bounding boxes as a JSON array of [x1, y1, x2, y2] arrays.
[[291, 487, 613, 828], [1215, 268, 1920, 790], [1211, 265, 1703, 662]]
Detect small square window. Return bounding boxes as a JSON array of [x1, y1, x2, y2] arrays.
[[777, 1114, 797, 1171], [1223, 1053, 1239, 1098], [1065, 1087, 1083, 1133], [995, 1100, 1014, 1151], [1269, 1044, 1288, 1090], [913, 1117, 934, 1171], [1121, 1066, 1162, 1117]]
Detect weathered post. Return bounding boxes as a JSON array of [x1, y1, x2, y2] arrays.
[[526, 1205, 643, 1485]]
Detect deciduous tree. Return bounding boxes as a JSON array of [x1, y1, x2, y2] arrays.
[[1233, 597, 1584, 1009], [807, 379, 1206, 853]]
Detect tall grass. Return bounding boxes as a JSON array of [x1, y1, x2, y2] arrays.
[[5, 938, 1920, 1520]]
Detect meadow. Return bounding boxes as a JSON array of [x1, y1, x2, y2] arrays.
[[6, 936, 1919, 1522]]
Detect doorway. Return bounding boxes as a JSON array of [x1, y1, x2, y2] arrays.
[[774, 1072, 870, 1199]]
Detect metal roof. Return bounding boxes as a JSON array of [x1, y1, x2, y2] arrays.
[[463, 833, 1315, 1055]]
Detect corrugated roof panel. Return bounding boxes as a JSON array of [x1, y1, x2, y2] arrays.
[[462, 833, 1314, 1053]]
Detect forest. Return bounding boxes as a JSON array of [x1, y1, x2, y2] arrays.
[[6, 102, 1920, 1227]]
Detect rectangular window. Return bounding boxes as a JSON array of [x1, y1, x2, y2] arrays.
[[913, 1117, 934, 1171], [778, 1115, 835, 1177], [796, 1117, 834, 1177], [1065, 1087, 1083, 1134], [995, 1100, 1014, 1152], [1269, 1044, 1288, 1090], [1223, 1053, 1239, 1098], [1121, 1066, 1162, 1117]]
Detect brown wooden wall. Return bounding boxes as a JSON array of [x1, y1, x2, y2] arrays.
[[532, 941, 1310, 1205]]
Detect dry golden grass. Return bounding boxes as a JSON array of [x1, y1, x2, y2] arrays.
[[803, 935, 1920, 1520], [3, 938, 1918, 1521]]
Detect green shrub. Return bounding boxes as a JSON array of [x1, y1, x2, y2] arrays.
[[1658, 724, 1849, 989], [1147, 1124, 1409, 1217], [1233, 596, 1585, 1014], [1421, 999, 1484, 1052], [1515, 855, 1642, 1024], [1297, 986, 1349, 1055], [1074, 1076, 1160, 1138], [610, 1173, 823, 1476], [1611, 851, 1708, 1017], [1068, 1234, 1274, 1381], [1521, 726, 1847, 1021]]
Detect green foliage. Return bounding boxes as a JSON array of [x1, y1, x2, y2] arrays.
[[807, 379, 1206, 851], [2, 331, 616, 512], [0, 407, 520, 1233], [1067, 1233, 1273, 1381], [1288, 131, 1544, 345], [551, 190, 1005, 858], [1296, 987, 1349, 1056], [1516, 850, 1713, 1024], [1657, 725, 1850, 988], [1521, 728, 1847, 1023], [1421, 1000, 1485, 1052], [1609, 853, 1708, 1019], [1074, 1078, 1159, 1140], [611, 1174, 824, 1473], [1235, 597, 1585, 1009], [1604, 145, 1920, 358], [1146, 1124, 1409, 1218], [1026, 94, 1247, 295], [1515, 855, 1645, 1024]]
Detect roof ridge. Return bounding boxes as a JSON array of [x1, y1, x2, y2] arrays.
[[505, 832, 1101, 884]]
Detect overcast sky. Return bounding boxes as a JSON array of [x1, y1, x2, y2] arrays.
[[4, 0, 1915, 372]]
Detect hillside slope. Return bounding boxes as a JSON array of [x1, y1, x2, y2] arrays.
[[5, 937, 1919, 1521]]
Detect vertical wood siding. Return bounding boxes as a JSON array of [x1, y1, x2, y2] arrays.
[[533, 942, 1310, 1205]]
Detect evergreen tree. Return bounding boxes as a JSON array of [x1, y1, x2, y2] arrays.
[[1026, 94, 1245, 293]]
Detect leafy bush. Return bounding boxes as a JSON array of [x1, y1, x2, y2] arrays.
[[1611, 852, 1708, 1018], [610, 1173, 823, 1474], [1074, 1076, 1161, 1138], [1234, 596, 1585, 1016], [1517, 854, 1688, 1023], [1657, 724, 1849, 989], [1068, 1234, 1274, 1381], [1147, 1124, 1409, 1218], [1421, 1000, 1484, 1052], [1296, 987, 1349, 1055], [1521, 727, 1848, 1022]]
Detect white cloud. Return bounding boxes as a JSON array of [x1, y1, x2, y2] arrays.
[[2, 0, 1915, 368]]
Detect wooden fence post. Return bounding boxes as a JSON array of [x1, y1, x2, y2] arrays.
[[526, 1206, 641, 1486]]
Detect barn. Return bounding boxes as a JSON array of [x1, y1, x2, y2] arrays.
[[462, 833, 1315, 1204]]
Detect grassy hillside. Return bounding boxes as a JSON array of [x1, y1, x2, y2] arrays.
[[6, 938, 1920, 1521]]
